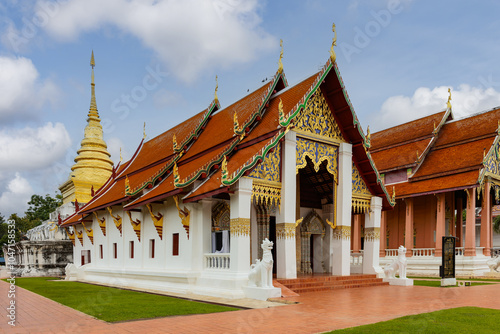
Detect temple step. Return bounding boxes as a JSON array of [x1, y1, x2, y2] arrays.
[[276, 274, 389, 294]]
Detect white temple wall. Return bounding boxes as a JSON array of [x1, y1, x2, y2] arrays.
[[141, 205, 164, 270]]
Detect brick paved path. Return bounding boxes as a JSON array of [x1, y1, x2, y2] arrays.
[[1, 280, 499, 333]]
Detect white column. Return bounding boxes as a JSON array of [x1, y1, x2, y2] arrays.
[[276, 131, 297, 279], [230, 177, 252, 273], [332, 142, 352, 276], [363, 196, 384, 276], [191, 199, 212, 271]]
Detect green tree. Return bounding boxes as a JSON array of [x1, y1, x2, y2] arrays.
[[24, 193, 62, 226], [494, 215, 500, 234]]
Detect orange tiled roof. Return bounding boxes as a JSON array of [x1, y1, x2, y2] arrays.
[[371, 111, 448, 150], [395, 170, 479, 198], [371, 138, 432, 172]]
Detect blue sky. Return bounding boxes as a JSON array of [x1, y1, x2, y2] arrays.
[[1, 0, 500, 217]]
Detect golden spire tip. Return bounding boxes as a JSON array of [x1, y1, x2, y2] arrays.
[[90, 50, 95, 68], [214, 75, 219, 102]]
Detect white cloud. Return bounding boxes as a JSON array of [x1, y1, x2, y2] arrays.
[[0, 173, 34, 217], [106, 137, 131, 165], [37, 0, 276, 82], [0, 56, 59, 122], [371, 85, 500, 131], [0, 122, 71, 171]]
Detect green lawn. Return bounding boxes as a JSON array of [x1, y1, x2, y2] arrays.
[[328, 307, 500, 333], [408, 276, 500, 282], [10, 277, 238, 322], [413, 280, 492, 287]]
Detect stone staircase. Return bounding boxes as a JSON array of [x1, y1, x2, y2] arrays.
[[276, 274, 389, 294]]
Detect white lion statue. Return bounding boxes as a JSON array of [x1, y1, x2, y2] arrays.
[[384, 245, 407, 279], [487, 256, 500, 272], [248, 238, 274, 288]]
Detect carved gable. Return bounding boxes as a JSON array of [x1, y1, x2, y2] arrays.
[[295, 89, 344, 141], [248, 145, 280, 183]]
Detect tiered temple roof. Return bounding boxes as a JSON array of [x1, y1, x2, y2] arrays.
[[371, 105, 500, 198], [62, 53, 394, 226]]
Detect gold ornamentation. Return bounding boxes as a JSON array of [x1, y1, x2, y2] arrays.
[[173, 162, 180, 185], [295, 89, 344, 141], [147, 204, 164, 240], [326, 218, 336, 229], [173, 195, 191, 239], [295, 217, 304, 227], [391, 186, 396, 204], [126, 211, 142, 241], [278, 39, 284, 73], [214, 75, 219, 102], [125, 176, 130, 194], [296, 137, 338, 181], [365, 126, 371, 149], [352, 162, 371, 197], [212, 201, 230, 231], [93, 212, 106, 236], [233, 111, 243, 136], [143, 122, 146, 139], [173, 134, 178, 151], [75, 228, 83, 246], [330, 22, 337, 62], [230, 218, 250, 237], [364, 227, 380, 241], [447, 88, 452, 110], [332, 225, 350, 240], [276, 223, 295, 239], [82, 222, 94, 244], [252, 181, 281, 209], [278, 98, 285, 124], [221, 155, 228, 182], [120, 147, 122, 163], [248, 145, 280, 182], [106, 207, 122, 236], [65, 227, 75, 246]]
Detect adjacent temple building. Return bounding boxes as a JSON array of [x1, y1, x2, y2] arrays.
[[59, 30, 499, 299]]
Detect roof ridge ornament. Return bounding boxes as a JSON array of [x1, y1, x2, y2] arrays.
[[365, 125, 371, 149], [278, 98, 285, 124], [214, 75, 219, 103], [143, 122, 147, 139], [278, 39, 284, 73], [447, 88, 452, 111], [330, 23, 337, 62], [221, 155, 228, 182], [497, 120, 500, 136], [120, 147, 123, 162], [173, 134, 178, 151]]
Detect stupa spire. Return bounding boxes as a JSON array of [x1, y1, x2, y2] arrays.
[[89, 50, 98, 117]]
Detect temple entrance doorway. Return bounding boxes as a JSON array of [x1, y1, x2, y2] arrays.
[[300, 210, 327, 273]]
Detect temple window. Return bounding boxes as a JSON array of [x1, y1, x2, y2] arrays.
[[211, 201, 231, 253], [113, 243, 117, 259], [149, 239, 155, 259], [173, 233, 179, 256], [129, 241, 134, 259]]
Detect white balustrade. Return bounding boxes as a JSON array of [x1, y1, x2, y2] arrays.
[[455, 247, 464, 256], [385, 249, 398, 257], [204, 253, 230, 270], [350, 251, 363, 266], [412, 248, 435, 257]]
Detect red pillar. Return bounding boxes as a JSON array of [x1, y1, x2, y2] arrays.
[[464, 188, 477, 256], [405, 198, 414, 257], [352, 214, 361, 253], [435, 194, 446, 257], [379, 211, 386, 257], [480, 182, 492, 256], [456, 196, 463, 247]]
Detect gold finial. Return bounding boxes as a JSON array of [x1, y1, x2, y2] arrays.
[[214, 75, 219, 102], [330, 23, 337, 62], [89, 50, 98, 116], [173, 134, 178, 151], [365, 126, 371, 148], [446, 88, 452, 110], [278, 98, 285, 124], [120, 147, 122, 162], [278, 39, 284, 73], [143, 122, 146, 139]]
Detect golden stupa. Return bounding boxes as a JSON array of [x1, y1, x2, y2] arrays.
[[59, 51, 113, 204]]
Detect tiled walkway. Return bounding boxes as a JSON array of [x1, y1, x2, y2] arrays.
[[1, 280, 499, 333]]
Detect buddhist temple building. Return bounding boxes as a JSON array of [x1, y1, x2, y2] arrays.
[[370, 94, 500, 276], [61, 35, 395, 299]]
